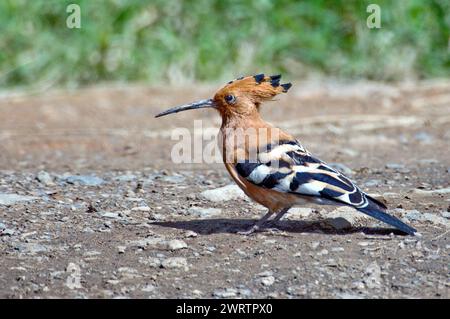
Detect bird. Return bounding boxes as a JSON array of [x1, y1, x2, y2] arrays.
[[155, 74, 416, 236]]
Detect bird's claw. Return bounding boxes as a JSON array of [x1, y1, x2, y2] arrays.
[[237, 225, 260, 235]]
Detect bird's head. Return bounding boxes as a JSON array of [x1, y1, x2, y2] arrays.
[[155, 74, 291, 119]]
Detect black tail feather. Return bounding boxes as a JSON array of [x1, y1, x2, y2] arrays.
[[358, 199, 416, 235]]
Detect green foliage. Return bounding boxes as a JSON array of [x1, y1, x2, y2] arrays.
[[0, 0, 448, 88]]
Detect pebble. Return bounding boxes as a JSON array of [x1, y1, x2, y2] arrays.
[[36, 171, 54, 185], [160, 174, 185, 184], [323, 206, 370, 230], [131, 206, 150, 212], [102, 212, 120, 219], [187, 207, 222, 218], [364, 179, 381, 187], [166, 239, 187, 251], [184, 231, 198, 238], [317, 249, 329, 256], [325, 217, 352, 230], [363, 262, 382, 289], [114, 174, 137, 182], [0, 193, 38, 205], [200, 184, 246, 202], [358, 241, 371, 247], [1, 228, 15, 236], [260, 276, 275, 286], [64, 175, 105, 186], [213, 288, 238, 298], [286, 285, 307, 296], [141, 284, 155, 292], [385, 163, 405, 170], [310, 242, 320, 250], [161, 257, 188, 269], [138, 257, 161, 268], [15, 243, 48, 254]]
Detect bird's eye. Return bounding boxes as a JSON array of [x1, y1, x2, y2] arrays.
[[224, 94, 236, 104]]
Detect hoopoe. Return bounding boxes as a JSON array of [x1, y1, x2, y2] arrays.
[[155, 74, 416, 235]]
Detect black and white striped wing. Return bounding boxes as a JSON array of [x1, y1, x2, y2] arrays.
[[235, 140, 369, 208], [235, 140, 417, 235]]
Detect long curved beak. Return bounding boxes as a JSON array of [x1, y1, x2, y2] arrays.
[[155, 99, 216, 118]]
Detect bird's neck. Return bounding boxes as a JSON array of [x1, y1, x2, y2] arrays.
[[219, 111, 293, 164], [220, 111, 270, 131]]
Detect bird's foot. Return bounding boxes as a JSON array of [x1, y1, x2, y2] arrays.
[[237, 224, 282, 236], [237, 225, 260, 235]]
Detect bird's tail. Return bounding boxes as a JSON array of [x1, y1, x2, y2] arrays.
[[358, 198, 416, 235]]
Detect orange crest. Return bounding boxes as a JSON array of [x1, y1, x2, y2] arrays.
[[213, 74, 292, 116]]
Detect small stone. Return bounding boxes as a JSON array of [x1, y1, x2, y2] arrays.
[[200, 184, 246, 202], [15, 243, 47, 254], [213, 288, 238, 298], [323, 206, 371, 230], [161, 257, 188, 269], [102, 212, 120, 219], [117, 246, 126, 254], [358, 241, 371, 247], [317, 249, 329, 256], [385, 163, 405, 170], [286, 285, 307, 296], [185, 231, 198, 238], [0, 193, 38, 205], [1, 228, 15, 236], [64, 175, 104, 186], [141, 284, 155, 292], [364, 262, 382, 289], [115, 174, 137, 182], [131, 206, 150, 212], [325, 217, 352, 230], [187, 207, 222, 218], [310, 242, 320, 250], [161, 174, 185, 183], [166, 239, 187, 251], [138, 257, 161, 268], [331, 247, 345, 252], [36, 171, 54, 185], [352, 281, 366, 290], [260, 276, 275, 286], [364, 180, 381, 187]]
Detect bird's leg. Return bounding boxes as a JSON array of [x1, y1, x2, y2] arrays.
[[238, 210, 274, 235], [271, 207, 291, 224]]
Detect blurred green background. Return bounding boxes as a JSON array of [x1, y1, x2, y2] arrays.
[[0, 0, 449, 88]]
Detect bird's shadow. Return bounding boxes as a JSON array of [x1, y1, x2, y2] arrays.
[[152, 218, 407, 236]]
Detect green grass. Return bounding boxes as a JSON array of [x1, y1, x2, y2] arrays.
[[0, 0, 449, 88]]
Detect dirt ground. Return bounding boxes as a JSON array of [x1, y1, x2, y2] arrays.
[[0, 79, 449, 299]]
